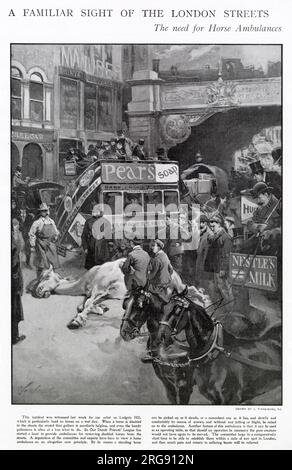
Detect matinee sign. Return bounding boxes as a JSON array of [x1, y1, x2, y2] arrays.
[[241, 196, 258, 223], [230, 253, 277, 292], [101, 162, 179, 184]]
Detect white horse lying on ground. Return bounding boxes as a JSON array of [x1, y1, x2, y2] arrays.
[[30, 259, 211, 329]]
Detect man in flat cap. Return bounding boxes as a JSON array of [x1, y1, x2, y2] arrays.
[[204, 213, 233, 319], [148, 239, 173, 303], [120, 237, 150, 293], [140, 239, 173, 362], [29, 203, 59, 278]]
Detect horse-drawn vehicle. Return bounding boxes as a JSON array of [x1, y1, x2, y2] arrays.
[[13, 180, 64, 219], [55, 159, 181, 252], [181, 163, 229, 206]]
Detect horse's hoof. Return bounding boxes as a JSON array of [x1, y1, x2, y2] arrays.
[[140, 353, 154, 363], [67, 320, 82, 330]]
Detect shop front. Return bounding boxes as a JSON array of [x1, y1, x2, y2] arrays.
[[11, 128, 55, 181]]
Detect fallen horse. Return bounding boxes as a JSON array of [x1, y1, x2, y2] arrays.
[[28, 259, 127, 327], [28, 259, 210, 330]]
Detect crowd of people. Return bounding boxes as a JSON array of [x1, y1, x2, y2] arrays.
[[11, 136, 282, 348], [65, 131, 170, 167]]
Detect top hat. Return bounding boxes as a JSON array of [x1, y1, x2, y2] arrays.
[[39, 203, 49, 212], [249, 160, 264, 174], [251, 182, 273, 197]]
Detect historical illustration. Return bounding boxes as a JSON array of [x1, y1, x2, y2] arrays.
[[11, 44, 281, 405]]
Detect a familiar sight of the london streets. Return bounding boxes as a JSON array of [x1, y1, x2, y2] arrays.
[[11, 44, 282, 405]]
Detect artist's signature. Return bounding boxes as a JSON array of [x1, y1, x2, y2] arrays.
[[18, 381, 41, 396]]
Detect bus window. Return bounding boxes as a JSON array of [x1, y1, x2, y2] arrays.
[[124, 192, 143, 216], [164, 190, 179, 212], [144, 191, 162, 213], [103, 191, 123, 215]]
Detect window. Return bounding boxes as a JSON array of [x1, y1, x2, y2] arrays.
[[22, 143, 43, 179], [98, 86, 113, 131], [11, 67, 22, 119], [30, 72, 44, 121], [60, 77, 79, 129], [144, 191, 163, 213], [164, 190, 179, 212], [123, 192, 143, 219], [103, 192, 123, 215], [84, 83, 97, 130]]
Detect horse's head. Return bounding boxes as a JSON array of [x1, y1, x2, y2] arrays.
[[158, 290, 214, 353], [34, 265, 61, 298], [120, 287, 151, 342]]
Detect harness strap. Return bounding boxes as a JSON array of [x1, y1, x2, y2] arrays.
[[224, 350, 281, 371], [188, 322, 223, 362], [159, 321, 172, 329]]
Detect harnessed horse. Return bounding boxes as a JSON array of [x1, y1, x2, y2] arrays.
[[120, 286, 209, 404], [120, 288, 281, 405]]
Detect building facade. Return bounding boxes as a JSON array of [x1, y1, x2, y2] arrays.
[[11, 46, 55, 181], [11, 44, 142, 184]]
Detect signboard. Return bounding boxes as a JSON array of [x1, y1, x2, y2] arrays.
[[102, 184, 176, 192], [68, 213, 86, 246], [12, 130, 53, 143], [64, 161, 77, 176], [154, 163, 179, 183], [101, 162, 179, 184], [230, 253, 277, 292], [241, 196, 258, 224]]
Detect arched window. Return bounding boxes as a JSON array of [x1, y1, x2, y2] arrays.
[[11, 67, 22, 119], [22, 143, 43, 179], [29, 72, 44, 121], [11, 142, 20, 172]]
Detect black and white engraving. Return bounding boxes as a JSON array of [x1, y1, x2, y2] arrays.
[[11, 44, 282, 405]]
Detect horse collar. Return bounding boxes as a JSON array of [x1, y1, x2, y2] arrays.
[[189, 321, 224, 364]]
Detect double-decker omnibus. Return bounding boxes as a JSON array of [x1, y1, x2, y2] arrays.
[[55, 159, 181, 253]]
